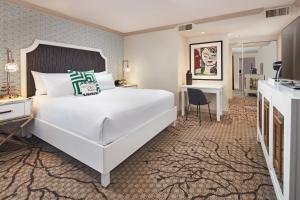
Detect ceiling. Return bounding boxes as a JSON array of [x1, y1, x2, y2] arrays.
[[18, 0, 295, 33]]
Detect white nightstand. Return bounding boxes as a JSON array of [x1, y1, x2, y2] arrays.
[[0, 97, 32, 146], [119, 84, 138, 88]]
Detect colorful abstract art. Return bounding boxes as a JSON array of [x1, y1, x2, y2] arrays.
[[190, 41, 223, 80]]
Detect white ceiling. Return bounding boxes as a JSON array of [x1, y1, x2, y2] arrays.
[[21, 0, 295, 33]]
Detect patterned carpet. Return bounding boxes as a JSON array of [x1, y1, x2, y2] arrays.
[[0, 96, 276, 200]]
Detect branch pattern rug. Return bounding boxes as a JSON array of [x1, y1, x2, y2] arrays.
[[0, 97, 276, 200]]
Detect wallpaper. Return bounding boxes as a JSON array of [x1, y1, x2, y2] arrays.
[[0, 0, 124, 96]]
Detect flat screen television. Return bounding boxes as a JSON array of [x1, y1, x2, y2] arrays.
[[281, 16, 300, 81]]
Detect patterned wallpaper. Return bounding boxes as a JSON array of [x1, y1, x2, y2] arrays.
[[0, 0, 124, 96]]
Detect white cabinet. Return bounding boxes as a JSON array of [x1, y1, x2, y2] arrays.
[[257, 80, 300, 200]]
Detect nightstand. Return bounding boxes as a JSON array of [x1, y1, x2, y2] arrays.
[[0, 97, 32, 146], [119, 84, 138, 88]]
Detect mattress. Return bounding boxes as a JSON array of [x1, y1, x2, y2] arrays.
[[32, 88, 175, 145]]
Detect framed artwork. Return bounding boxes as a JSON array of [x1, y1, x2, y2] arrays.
[[190, 41, 223, 80]]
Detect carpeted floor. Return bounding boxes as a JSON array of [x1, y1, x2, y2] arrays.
[[0, 96, 276, 200]]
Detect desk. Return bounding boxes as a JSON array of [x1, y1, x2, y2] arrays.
[[181, 85, 223, 121]]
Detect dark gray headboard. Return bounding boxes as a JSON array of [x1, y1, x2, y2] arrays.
[[21, 40, 107, 97]]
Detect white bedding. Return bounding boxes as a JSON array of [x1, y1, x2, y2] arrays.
[[32, 88, 174, 145]]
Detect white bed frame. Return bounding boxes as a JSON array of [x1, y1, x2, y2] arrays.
[[21, 40, 177, 187]]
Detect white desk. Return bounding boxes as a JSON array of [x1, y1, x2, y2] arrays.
[[181, 84, 223, 121]]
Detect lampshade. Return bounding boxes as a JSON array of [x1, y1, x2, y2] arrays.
[[123, 60, 130, 73], [5, 62, 18, 73], [124, 66, 131, 73]]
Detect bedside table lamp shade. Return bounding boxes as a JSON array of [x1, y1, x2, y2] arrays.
[[5, 62, 18, 73], [124, 62, 131, 73]]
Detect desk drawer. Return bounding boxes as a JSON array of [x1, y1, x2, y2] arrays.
[[0, 103, 25, 121]]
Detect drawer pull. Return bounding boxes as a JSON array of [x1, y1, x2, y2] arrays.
[[0, 110, 13, 115]]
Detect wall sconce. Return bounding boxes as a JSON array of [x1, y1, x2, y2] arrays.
[[122, 60, 130, 84], [4, 49, 19, 98]]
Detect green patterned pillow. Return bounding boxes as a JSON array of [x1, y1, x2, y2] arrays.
[[68, 70, 100, 95]]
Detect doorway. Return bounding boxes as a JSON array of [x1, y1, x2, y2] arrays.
[[239, 57, 256, 89], [231, 41, 277, 96]]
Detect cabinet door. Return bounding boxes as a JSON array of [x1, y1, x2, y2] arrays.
[[258, 92, 262, 134], [273, 107, 284, 189], [263, 98, 270, 153]]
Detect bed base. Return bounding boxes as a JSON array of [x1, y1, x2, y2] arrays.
[[24, 107, 177, 187]]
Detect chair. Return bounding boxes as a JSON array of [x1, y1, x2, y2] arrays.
[[186, 88, 212, 125]]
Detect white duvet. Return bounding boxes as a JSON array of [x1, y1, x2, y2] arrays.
[[32, 88, 175, 145]]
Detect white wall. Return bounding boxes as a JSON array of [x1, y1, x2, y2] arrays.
[[124, 29, 183, 107], [257, 41, 278, 79], [177, 35, 188, 107], [124, 31, 232, 112], [277, 33, 282, 60]]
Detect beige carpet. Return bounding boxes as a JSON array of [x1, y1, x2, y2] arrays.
[[0, 96, 276, 200]]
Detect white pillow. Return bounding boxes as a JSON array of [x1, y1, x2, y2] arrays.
[[95, 73, 115, 90], [31, 71, 47, 95], [39, 73, 73, 97]]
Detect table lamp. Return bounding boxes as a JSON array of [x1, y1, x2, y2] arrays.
[[122, 60, 131, 85], [5, 49, 18, 98]]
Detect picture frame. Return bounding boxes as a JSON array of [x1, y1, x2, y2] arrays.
[[189, 41, 223, 80]]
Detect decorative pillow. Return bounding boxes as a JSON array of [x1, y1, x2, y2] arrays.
[[80, 82, 99, 96], [95, 73, 115, 90], [68, 70, 100, 95]]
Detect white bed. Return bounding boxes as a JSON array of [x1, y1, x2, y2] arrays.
[[31, 87, 175, 145], [21, 40, 177, 187]]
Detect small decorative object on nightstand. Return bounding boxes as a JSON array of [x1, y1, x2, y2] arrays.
[[0, 97, 32, 146]]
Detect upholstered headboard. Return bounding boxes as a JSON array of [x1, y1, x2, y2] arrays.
[[21, 40, 107, 97]]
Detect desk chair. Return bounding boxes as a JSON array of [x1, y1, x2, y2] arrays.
[[186, 88, 212, 125]]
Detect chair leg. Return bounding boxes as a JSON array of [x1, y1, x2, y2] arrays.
[[199, 106, 201, 125], [196, 105, 199, 116], [186, 104, 190, 120], [208, 103, 212, 121]]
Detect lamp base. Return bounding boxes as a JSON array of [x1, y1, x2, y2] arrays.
[[0, 94, 18, 100], [115, 79, 127, 86]]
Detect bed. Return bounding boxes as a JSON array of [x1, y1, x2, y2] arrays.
[[21, 40, 177, 187]]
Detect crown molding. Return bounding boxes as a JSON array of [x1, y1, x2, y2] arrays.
[[192, 8, 264, 24], [123, 24, 178, 36], [7, 0, 124, 36], [125, 8, 264, 36]]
